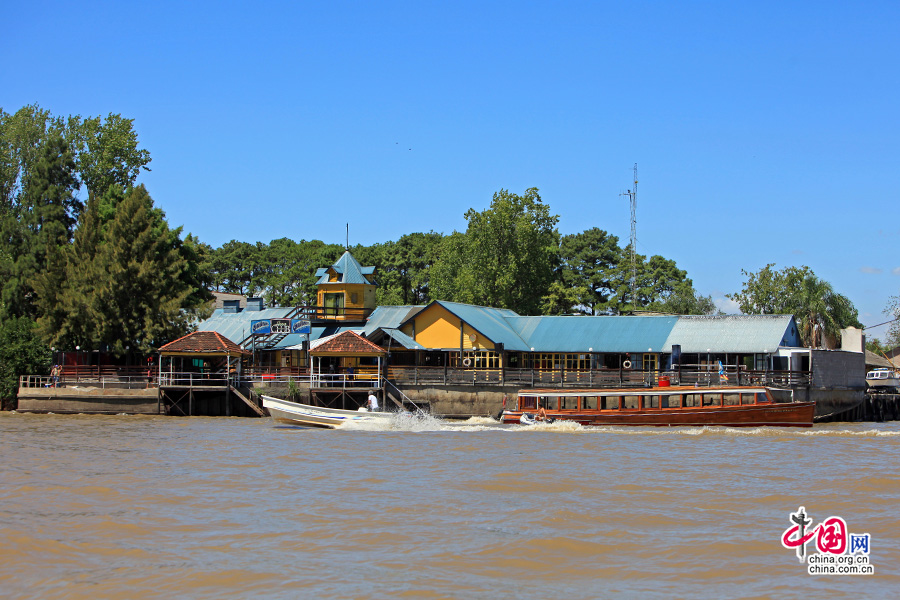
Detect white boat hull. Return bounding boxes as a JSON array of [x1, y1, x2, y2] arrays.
[[261, 396, 393, 429], [866, 370, 900, 392]]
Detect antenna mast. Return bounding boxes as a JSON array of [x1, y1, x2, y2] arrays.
[[620, 164, 638, 308]]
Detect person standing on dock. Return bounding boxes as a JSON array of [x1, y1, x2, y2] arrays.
[[367, 391, 379, 412]]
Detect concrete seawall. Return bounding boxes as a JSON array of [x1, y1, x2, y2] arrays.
[[17, 387, 160, 414]]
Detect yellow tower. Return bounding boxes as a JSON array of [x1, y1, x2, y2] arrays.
[[315, 251, 377, 321]]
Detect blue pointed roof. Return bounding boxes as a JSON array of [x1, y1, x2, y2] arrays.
[[315, 251, 376, 285]]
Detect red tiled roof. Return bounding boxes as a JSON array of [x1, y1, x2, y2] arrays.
[[158, 331, 248, 355], [310, 331, 386, 355]]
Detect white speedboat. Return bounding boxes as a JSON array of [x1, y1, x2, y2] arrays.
[[261, 395, 394, 429], [865, 368, 900, 393]]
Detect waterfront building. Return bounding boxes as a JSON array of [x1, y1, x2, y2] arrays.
[[196, 250, 820, 380], [190, 250, 864, 417]]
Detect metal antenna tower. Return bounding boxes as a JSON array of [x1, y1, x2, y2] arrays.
[[620, 164, 638, 307]]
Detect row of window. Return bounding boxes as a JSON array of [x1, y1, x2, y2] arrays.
[[519, 392, 768, 411]]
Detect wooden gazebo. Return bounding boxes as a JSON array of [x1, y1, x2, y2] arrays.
[[158, 331, 248, 383], [156, 331, 261, 416], [307, 330, 386, 409]]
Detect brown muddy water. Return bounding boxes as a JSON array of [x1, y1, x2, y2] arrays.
[[1, 412, 897, 599]]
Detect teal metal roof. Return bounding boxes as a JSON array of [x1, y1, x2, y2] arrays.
[[508, 315, 678, 353], [198, 301, 801, 356], [404, 300, 530, 351], [663, 315, 798, 353], [315, 251, 375, 285], [362, 305, 424, 336], [197, 307, 294, 346], [379, 329, 425, 350], [197, 309, 359, 350]]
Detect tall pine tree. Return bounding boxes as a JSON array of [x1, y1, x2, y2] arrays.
[[91, 185, 197, 355], [1, 134, 79, 319], [40, 185, 211, 355]]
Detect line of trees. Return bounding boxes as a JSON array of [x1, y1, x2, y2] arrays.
[[202, 188, 716, 317]]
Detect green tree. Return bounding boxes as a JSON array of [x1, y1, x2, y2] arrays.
[[0, 316, 50, 410], [70, 113, 151, 201], [369, 232, 442, 306], [646, 282, 718, 315], [1, 105, 151, 210], [453, 188, 559, 313], [35, 196, 103, 349], [0, 105, 70, 210], [866, 337, 889, 356], [727, 264, 862, 347], [39, 186, 210, 355], [558, 228, 624, 314], [0, 134, 79, 319], [429, 231, 468, 303], [540, 279, 588, 315], [215, 239, 259, 296]]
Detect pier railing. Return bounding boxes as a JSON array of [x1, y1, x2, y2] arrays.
[[19, 374, 155, 390], [157, 372, 232, 387], [19, 366, 812, 392]]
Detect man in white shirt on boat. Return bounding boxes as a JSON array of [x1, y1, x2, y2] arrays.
[[367, 391, 379, 412]]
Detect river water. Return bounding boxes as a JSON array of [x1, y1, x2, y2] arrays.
[[1, 412, 897, 599]]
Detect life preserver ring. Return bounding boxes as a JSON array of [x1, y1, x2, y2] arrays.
[[623, 360, 632, 369], [462, 357, 472, 368]]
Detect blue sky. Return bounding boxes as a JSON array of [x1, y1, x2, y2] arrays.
[[4, 1, 899, 340]]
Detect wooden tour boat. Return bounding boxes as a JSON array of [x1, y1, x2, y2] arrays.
[[261, 395, 394, 429], [501, 386, 815, 428]]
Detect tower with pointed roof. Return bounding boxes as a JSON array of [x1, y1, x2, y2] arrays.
[[314, 250, 377, 321]]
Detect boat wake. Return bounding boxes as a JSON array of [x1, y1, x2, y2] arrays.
[[336, 413, 900, 437], [337, 412, 585, 432]]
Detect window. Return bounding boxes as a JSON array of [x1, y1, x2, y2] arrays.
[[602, 395, 620, 410], [741, 393, 756, 405], [523, 353, 591, 370], [583, 395, 598, 410], [520, 396, 537, 410], [452, 351, 500, 370], [541, 396, 560, 410], [683, 394, 701, 407], [661, 394, 680, 408], [565, 354, 591, 370], [324, 292, 344, 315], [645, 395, 660, 408], [702, 394, 721, 406], [559, 396, 578, 410], [723, 394, 740, 406], [623, 395, 640, 409]]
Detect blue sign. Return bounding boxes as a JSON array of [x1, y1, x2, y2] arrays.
[[251, 319, 271, 334], [291, 319, 311, 334]]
